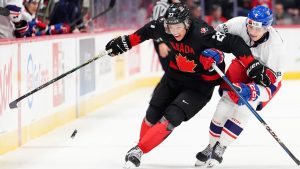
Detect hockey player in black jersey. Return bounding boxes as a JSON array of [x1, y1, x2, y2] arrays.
[[105, 3, 276, 168], [151, 0, 180, 70]]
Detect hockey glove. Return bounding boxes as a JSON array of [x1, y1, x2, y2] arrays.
[[48, 23, 71, 35], [14, 20, 29, 38], [228, 83, 260, 105], [247, 60, 277, 87], [105, 35, 132, 56], [199, 48, 224, 70], [26, 20, 46, 36]]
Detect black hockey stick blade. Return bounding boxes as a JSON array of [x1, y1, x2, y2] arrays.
[[0, 7, 10, 16], [9, 101, 18, 109]]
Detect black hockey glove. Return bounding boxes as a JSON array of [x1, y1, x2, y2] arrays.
[[14, 20, 29, 38], [246, 60, 277, 87], [105, 35, 132, 57]]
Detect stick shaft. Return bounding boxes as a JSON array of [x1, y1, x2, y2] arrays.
[[212, 63, 300, 166], [9, 50, 108, 109], [70, 0, 116, 28]]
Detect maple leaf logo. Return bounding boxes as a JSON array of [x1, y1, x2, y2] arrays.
[[175, 53, 197, 73], [239, 55, 254, 67], [129, 33, 141, 47]]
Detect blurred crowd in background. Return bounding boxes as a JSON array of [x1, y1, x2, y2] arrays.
[[94, 0, 300, 28], [0, 0, 89, 39], [1, 0, 300, 39]]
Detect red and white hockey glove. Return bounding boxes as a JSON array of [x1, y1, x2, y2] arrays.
[[199, 48, 224, 70], [228, 83, 260, 105]]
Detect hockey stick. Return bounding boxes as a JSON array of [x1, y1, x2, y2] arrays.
[[211, 63, 300, 166], [9, 50, 110, 109], [34, 0, 42, 20], [0, 7, 10, 16], [69, 0, 116, 29]]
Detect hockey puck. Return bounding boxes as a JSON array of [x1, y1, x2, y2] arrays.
[[71, 129, 78, 139]]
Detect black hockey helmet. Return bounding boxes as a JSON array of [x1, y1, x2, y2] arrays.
[[164, 3, 190, 25], [164, 3, 191, 34]]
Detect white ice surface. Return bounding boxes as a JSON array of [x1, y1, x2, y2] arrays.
[[0, 81, 299, 169]]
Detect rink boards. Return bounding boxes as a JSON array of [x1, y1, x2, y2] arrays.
[[0, 28, 299, 154]]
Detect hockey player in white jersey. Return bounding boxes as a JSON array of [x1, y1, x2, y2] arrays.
[[0, 0, 31, 38], [194, 5, 285, 167]]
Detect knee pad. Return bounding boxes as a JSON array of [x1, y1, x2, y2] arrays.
[[231, 107, 251, 128], [145, 104, 164, 125], [163, 105, 186, 127]]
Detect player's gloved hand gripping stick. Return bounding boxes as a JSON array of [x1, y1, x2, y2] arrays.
[[211, 63, 300, 166], [9, 50, 111, 109]]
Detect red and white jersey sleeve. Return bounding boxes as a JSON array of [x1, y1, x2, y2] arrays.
[[216, 16, 286, 102]]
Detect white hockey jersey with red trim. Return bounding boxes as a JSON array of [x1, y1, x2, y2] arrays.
[[216, 16, 286, 102]]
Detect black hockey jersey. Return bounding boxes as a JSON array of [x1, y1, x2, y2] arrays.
[[127, 17, 255, 87]]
